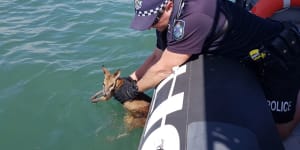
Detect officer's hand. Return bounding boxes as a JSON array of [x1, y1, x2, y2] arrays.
[[113, 77, 138, 104]]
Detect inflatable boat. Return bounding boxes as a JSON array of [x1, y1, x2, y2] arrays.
[[137, 5, 300, 150], [137, 55, 284, 150]]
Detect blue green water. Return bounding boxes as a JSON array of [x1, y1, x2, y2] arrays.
[[0, 1, 155, 150]]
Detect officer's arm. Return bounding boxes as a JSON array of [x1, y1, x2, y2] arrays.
[[137, 48, 191, 92], [130, 48, 163, 81]]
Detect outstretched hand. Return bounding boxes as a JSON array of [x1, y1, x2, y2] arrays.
[[113, 77, 139, 103]]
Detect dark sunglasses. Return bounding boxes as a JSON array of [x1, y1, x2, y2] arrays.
[[152, 8, 165, 26]]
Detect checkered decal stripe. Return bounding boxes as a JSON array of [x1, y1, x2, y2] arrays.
[[136, 0, 169, 16]]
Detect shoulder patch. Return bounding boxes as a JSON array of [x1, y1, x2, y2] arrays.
[[173, 20, 185, 41], [134, 0, 142, 10]]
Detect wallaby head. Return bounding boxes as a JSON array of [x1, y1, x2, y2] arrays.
[[91, 66, 121, 103]]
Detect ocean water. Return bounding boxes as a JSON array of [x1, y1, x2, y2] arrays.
[[0, 0, 155, 150]]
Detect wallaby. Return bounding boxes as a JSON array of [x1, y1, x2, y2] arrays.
[[91, 66, 151, 130]]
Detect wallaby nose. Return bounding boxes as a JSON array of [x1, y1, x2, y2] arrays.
[[90, 90, 105, 103]]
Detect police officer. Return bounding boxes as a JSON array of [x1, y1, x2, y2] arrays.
[[113, 0, 300, 148]]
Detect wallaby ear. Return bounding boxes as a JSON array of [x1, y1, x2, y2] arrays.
[[114, 69, 121, 78], [102, 65, 110, 75]]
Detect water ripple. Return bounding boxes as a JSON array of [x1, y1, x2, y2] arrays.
[[0, 1, 149, 150]]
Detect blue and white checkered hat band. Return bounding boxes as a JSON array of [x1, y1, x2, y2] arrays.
[[136, 0, 169, 17]]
